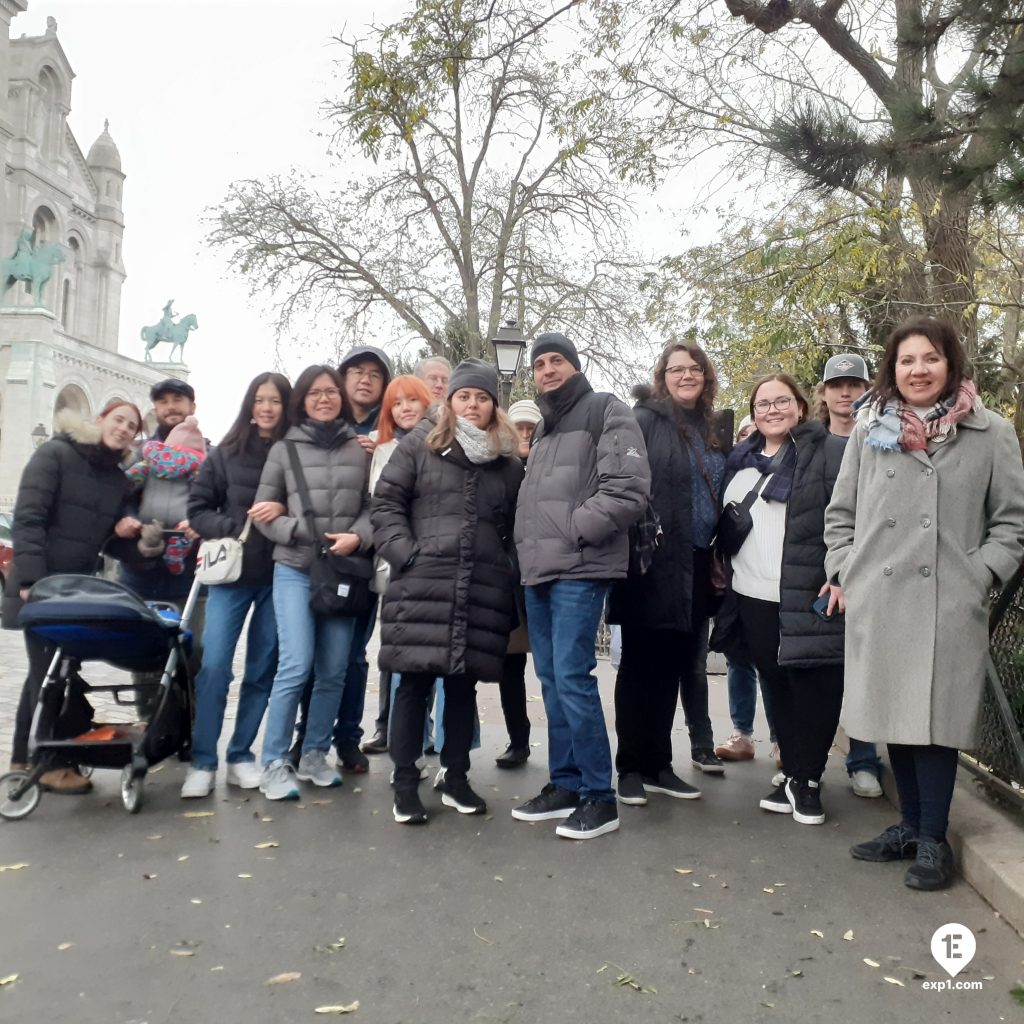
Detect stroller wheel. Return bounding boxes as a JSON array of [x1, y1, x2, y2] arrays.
[[120, 766, 145, 814], [0, 771, 42, 820]]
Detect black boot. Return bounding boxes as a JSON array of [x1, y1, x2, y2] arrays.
[[495, 743, 530, 769]]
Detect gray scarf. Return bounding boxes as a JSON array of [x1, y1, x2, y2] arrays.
[[454, 417, 499, 464]]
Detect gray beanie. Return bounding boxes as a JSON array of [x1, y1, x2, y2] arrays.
[[530, 331, 581, 371], [507, 399, 542, 426], [448, 358, 499, 405]]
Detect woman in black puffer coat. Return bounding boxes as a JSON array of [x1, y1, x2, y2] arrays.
[[180, 372, 293, 799], [4, 402, 142, 792], [372, 359, 523, 825]]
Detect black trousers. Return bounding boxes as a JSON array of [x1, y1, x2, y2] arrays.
[[737, 595, 843, 783], [614, 623, 707, 777], [888, 743, 959, 840], [12, 633, 58, 765], [390, 672, 476, 790], [373, 668, 391, 735], [498, 653, 531, 748]]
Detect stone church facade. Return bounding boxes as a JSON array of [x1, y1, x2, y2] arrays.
[[0, 3, 175, 504]]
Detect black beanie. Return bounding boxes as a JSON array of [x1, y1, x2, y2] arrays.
[[530, 331, 581, 371], [447, 358, 500, 405]]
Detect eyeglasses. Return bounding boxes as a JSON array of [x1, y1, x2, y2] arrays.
[[307, 388, 341, 402], [753, 396, 794, 413], [346, 367, 384, 382], [665, 365, 705, 379]]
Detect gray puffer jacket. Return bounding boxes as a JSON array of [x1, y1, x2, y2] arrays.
[[254, 421, 372, 572], [515, 373, 651, 585]]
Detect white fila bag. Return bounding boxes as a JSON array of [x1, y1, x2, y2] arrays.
[[195, 516, 252, 586]]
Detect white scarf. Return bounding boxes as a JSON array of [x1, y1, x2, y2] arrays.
[[454, 417, 499, 464]]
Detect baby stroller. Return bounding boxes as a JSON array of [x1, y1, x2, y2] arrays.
[[0, 574, 199, 819]]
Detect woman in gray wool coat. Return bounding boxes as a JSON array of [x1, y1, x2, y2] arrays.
[[824, 316, 1024, 891]]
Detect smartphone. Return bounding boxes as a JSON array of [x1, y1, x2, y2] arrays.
[[811, 594, 833, 621]]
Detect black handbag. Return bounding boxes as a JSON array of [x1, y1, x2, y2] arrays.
[[285, 441, 373, 617], [714, 444, 788, 559]]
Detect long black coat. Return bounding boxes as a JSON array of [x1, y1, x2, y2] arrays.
[[187, 435, 276, 588], [2, 413, 132, 628], [371, 424, 524, 681], [607, 392, 730, 631]]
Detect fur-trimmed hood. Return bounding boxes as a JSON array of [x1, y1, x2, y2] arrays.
[[52, 408, 135, 460]]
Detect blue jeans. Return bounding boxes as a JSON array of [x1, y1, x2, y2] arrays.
[[846, 737, 883, 778], [191, 583, 278, 770], [525, 580, 613, 804], [261, 564, 357, 766], [331, 596, 379, 750], [726, 654, 776, 742]]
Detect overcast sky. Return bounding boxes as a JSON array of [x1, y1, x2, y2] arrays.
[[21, 1, 703, 438]]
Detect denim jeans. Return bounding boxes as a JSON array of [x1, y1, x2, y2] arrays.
[[846, 737, 883, 777], [726, 654, 777, 741], [331, 596, 379, 750], [261, 564, 356, 766], [190, 583, 278, 771], [525, 579, 613, 803]]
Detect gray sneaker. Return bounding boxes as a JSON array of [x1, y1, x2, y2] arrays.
[[296, 750, 342, 788], [259, 760, 300, 801]]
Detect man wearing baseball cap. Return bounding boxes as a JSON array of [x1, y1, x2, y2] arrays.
[[818, 352, 884, 799]]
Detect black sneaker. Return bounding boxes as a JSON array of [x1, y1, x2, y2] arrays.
[[850, 823, 918, 862], [337, 743, 369, 774], [785, 777, 825, 825], [439, 775, 487, 815], [617, 772, 648, 806], [511, 783, 579, 821], [759, 780, 792, 814], [555, 799, 620, 840], [495, 744, 530, 769], [691, 749, 725, 774], [393, 788, 428, 825], [642, 769, 702, 800], [904, 838, 956, 891], [361, 732, 388, 755]]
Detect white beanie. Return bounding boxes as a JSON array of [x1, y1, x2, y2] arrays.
[[508, 399, 542, 426]]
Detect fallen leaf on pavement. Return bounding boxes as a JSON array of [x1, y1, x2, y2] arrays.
[[763, 888, 775, 894], [266, 972, 301, 985], [311, 799, 333, 806], [314, 1002, 359, 1014], [170, 949, 195, 957], [255, 841, 279, 849], [843, 930, 854, 941], [177, 855, 189, 862], [143, 873, 158, 880], [181, 811, 214, 819], [238, 874, 253, 879], [146, 834, 163, 840], [473, 927, 494, 945], [260, 816, 273, 822], [694, 908, 714, 915], [190, 899, 202, 905], [673, 868, 693, 875], [0, 863, 29, 872], [883, 977, 904, 987], [863, 959, 880, 968], [57, 943, 73, 951], [494, 876, 503, 883], [810, 930, 824, 938], [0, 974, 18, 986]]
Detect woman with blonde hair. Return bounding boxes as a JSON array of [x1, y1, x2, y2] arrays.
[[372, 359, 523, 824]]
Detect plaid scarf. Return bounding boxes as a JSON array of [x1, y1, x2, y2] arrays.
[[725, 436, 796, 503], [864, 380, 979, 453]]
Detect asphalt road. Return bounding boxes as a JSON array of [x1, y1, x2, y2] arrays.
[[2, 650, 1022, 1023]]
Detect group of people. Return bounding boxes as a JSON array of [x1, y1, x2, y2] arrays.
[[6, 315, 1023, 892]]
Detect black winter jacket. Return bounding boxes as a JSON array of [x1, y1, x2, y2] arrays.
[[187, 435, 276, 588], [608, 391, 730, 631], [2, 413, 132, 628], [719, 420, 847, 667], [371, 423, 524, 681]]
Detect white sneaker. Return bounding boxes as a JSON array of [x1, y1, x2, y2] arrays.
[[296, 750, 342, 788], [260, 759, 300, 800], [180, 767, 214, 798], [771, 769, 786, 787], [389, 761, 429, 786], [851, 769, 882, 798], [225, 761, 262, 789]]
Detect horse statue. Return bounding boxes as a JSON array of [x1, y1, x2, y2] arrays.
[[141, 312, 199, 362], [1, 231, 66, 308]]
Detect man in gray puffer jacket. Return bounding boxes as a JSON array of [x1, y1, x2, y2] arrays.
[[511, 332, 651, 840]]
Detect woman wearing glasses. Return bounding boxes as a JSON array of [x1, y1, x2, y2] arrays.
[[608, 342, 730, 808], [719, 374, 847, 824], [251, 365, 373, 800]]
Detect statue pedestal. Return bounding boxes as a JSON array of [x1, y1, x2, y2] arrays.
[[145, 360, 191, 380]]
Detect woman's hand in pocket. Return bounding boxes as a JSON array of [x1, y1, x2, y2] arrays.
[[818, 581, 845, 616]]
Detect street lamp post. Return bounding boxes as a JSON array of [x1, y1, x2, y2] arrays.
[[31, 423, 48, 449], [490, 319, 527, 410]]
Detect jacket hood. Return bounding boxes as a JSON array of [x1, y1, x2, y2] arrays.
[[54, 409, 135, 459]]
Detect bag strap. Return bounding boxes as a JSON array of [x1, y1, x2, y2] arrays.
[[284, 441, 321, 552], [238, 515, 253, 544], [736, 443, 789, 511]]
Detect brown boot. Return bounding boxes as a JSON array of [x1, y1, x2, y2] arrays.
[[39, 768, 92, 794], [8, 761, 30, 773]]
